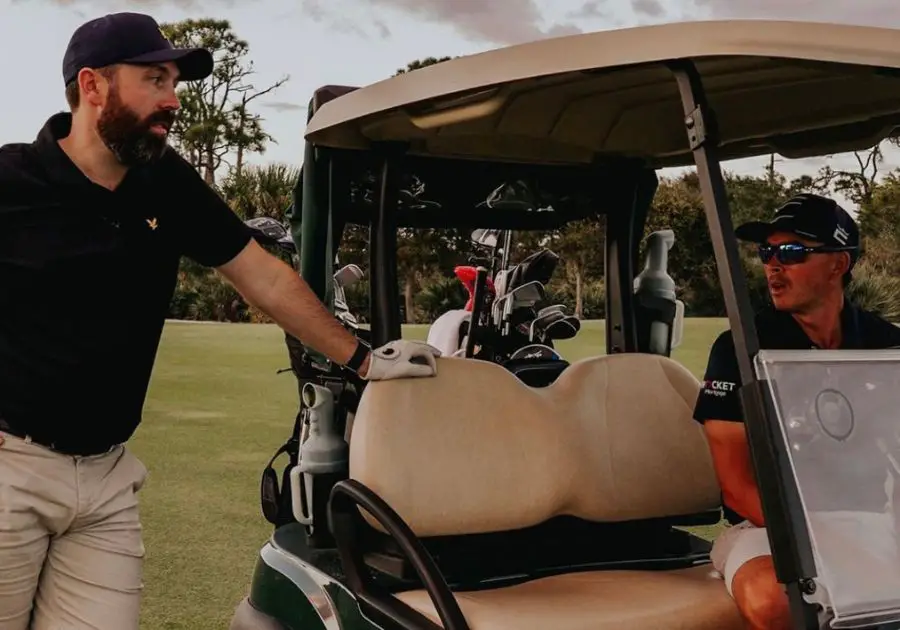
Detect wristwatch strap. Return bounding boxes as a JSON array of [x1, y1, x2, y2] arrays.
[[345, 340, 370, 373]]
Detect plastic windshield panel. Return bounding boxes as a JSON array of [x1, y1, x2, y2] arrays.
[[754, 348, 900, 628]]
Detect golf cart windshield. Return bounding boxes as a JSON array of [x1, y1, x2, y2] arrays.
[[755, 349, 900, 628]]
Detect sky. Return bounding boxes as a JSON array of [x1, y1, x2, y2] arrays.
[[3, 0, 900, 211]]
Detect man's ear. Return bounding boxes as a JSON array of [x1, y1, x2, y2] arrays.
[[835, 252, 851, 279], [78, 67, 108, 108]]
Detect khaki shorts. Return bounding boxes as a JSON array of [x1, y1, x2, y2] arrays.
[[0, 431, 148, 630]]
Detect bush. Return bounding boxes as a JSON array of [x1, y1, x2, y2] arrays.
[[168, 259, 251, 322], [414, 274, 468, 323], [846, 261, 900, 322]]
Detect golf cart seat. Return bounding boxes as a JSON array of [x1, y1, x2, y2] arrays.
[[330, 353, 744, 630], [395, 565, 737, 630]]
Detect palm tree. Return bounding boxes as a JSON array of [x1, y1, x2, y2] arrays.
[[219, 162, 299, 220]]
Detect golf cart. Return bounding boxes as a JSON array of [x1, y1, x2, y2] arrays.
[[231, 19, 900, 630]]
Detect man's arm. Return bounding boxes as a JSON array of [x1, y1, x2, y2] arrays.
[[166, 152, 438, 381], [695, 331, 765, 526], [216, 239, 370, 377], [161, 150, 370, 375], [704, 420, 765, 526]]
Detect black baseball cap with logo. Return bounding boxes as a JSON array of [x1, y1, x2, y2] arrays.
[[735, 193, 861, 272], [62, 12, 214, 86]]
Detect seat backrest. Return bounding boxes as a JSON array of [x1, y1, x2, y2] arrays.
[[349, 353, 721, 538]]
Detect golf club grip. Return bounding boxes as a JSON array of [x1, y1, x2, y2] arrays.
[[465, 267, 488, 358]]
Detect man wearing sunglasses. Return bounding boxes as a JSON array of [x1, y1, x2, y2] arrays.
[[692, 193, 900, 629]]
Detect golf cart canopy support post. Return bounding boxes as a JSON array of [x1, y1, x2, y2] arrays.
[[371, 145, 404, 347], [293, 86, 363, 310], [669, 60, 819, 628], [297, 94, 336, 309], [605, 166, 657, 355]]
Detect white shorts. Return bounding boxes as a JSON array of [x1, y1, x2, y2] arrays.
[[710, 511, 900, 612]]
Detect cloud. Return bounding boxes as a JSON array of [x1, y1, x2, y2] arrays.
[[9, 0, 248, 22], [362, 0, 587, 45], [300, 0, 392, 40], [632, 0, 664, 17], [373, 19, 391, 39], [567, 1, 608, 20], [686, 0, 900, 27], [263, 101, 305, 112], [12, 0, 239, 7]]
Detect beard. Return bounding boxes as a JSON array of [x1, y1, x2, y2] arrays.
[[96, 88, 176, 166]]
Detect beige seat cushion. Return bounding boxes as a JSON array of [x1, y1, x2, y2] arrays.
[[395, 564, 744, 630], [351, 353, 720, 537]]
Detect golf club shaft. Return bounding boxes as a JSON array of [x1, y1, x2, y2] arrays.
[[465, 267, 489, 358]]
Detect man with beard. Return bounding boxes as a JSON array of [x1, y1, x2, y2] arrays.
[[693, 193, 900, 629], [0, 12, 440, 630]]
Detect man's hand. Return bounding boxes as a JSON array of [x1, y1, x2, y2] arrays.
[[362, 340, 441, 381]]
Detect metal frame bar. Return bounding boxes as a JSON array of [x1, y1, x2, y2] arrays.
[[604, 164, 657, 355], [604, 215, 635, 354], [370, 153, 402, 347], [668, 60, 820, 629]]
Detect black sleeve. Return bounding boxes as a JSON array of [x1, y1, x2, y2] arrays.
[[693, 330, 744, 423], [164, 150, 253, 267], [875, 315, 900, 348]]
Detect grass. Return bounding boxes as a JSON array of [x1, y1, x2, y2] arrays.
[[132, 317, 730, 629]]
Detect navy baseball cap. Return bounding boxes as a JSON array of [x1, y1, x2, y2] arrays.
[[735, 193, 861, 274], [62, 12, 213, 86], [736, 193, 860, 249]]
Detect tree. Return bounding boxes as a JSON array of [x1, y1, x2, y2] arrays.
[[160, 18, 288, 185], [219, 162, 299, 220], [395, 56, 453, 75], [552, 218, 606, 319], [812, 143, 884, 208]]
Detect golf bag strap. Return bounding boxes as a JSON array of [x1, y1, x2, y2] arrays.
[[259, 414, 302, 526]]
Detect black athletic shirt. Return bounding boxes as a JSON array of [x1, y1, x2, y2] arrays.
[[693, 300, 900, 524], [0, 113, 252, 453]]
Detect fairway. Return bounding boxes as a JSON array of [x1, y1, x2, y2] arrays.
[[132, 318, 729, 629]]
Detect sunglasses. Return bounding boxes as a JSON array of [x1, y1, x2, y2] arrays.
[[757, 242, 855, 265]]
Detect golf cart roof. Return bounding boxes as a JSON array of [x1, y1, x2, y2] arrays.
[[304, 19, 900, 168]]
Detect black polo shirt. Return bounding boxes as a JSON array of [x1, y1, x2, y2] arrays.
[[0, 113, 252, 454], [694, 300, 900, 524]]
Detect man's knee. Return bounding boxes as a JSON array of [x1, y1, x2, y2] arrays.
[[732, 556, 792, 630], [0, 528, 49, 630], [0, 436, 58, 630], [30, 447, 147, 630]]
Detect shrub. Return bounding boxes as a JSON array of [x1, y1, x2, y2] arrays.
[[846, 261, 900, 322]]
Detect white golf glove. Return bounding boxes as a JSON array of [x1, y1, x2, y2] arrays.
[[363, 340, 441, 381]]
